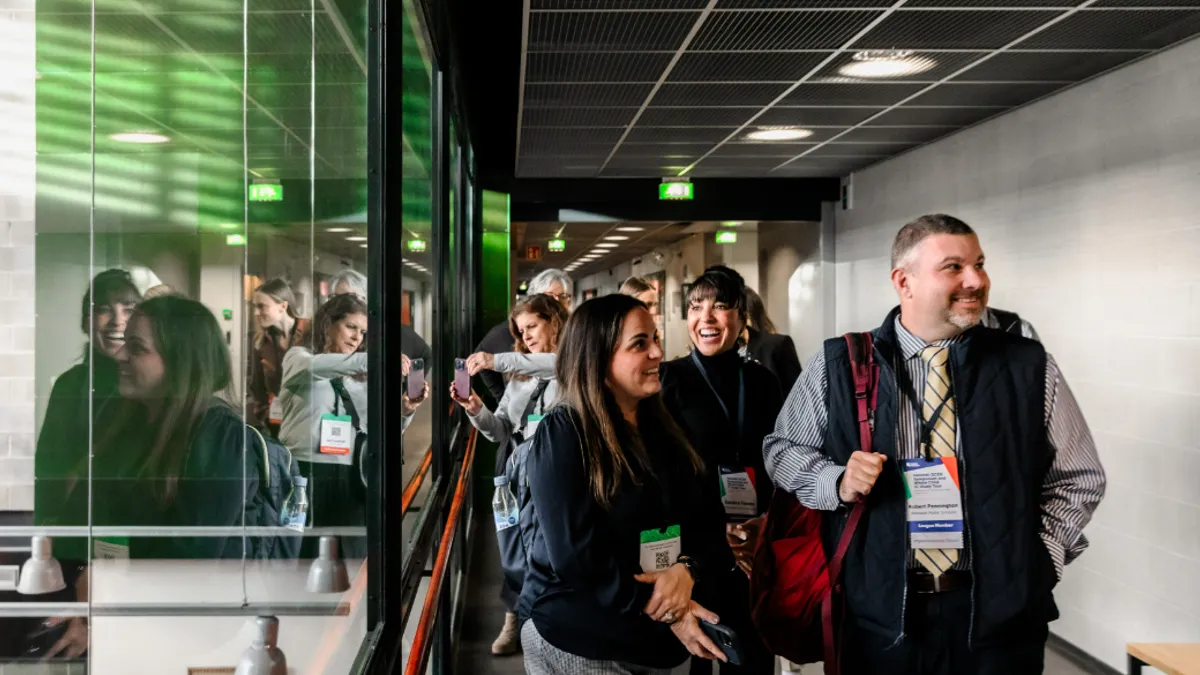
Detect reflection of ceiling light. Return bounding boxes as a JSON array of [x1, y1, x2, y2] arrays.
[[346, 236, 367, 242], [616, 226, 644, 232], [326, 227, 351, 233], [604, 236, 629, 241], [840, 50, 936, 78], [745, 127, 813, 142], [219, 223, 240, 230], [722, 221, 744, 227], [110, 131, 170, 144]]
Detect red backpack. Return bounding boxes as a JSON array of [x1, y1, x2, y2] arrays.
[[749, 332, 878, 675]]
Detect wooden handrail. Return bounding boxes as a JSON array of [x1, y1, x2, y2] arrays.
[[404, 427, 477, 675], [400, 446, 433, 518]]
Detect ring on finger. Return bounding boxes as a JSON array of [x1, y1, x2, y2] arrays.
[[662, 611, 675, 623]]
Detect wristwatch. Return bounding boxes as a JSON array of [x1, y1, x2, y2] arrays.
[[675, 555, 701, 582]]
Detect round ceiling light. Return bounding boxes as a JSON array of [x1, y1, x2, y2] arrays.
[[604, 236, 629, 241], [110, 131, 170, 144], [839, 50, 936, 79], [326, 227, 352, 233], [616, 226, 644, 232], [595, 243, 619, 248], [745, 127, 813, 142], [346, 236, 367, 242]]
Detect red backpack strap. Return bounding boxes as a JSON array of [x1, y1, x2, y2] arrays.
[[823, 333, 879, 675]]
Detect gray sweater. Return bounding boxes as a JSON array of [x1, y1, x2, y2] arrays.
[[466, 352, 559, 447], [278, 348, 374, 463]]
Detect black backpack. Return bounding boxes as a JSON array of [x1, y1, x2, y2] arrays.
[[495, 380, 551, 598], [246, 425, 304, 559]]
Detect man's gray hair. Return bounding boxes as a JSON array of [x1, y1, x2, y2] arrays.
[[329, 268, 368, 299], [891, 214, 976, 270], [528, 268, 572, 296]]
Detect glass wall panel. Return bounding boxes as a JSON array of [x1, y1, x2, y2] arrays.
[[9, 0, 374, 670]]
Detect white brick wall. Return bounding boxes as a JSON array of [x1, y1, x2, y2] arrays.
[[832, 37, 1200, 670], [0, 4, 36, 511]]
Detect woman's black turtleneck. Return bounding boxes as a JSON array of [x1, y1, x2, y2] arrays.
[[658, 346, 784, 516]]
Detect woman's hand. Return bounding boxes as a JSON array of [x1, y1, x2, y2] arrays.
[[634, 563, 693, 624], [448, 383, 483, 416], [726, 516, 765, 578], [669, 601, 727, 662], [44, 616, 88, 660], [465, 352, 495, 376], [404, 381, 431, 415]]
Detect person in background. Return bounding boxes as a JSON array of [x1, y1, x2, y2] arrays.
[[742, 287, 803, 393], [620, 276, 660, 316], [519, 294, 731, 674], [36, 269, 142, 525], [450, 293, 568, 656], [764, 214, 1105, 675], [329, 268, 367, 300], [44, 296, 274, 658], [475, 268, 572, 407], [278, 293, 373, 558], [659, 267, 783, 675], [249, 278, 309, 436]]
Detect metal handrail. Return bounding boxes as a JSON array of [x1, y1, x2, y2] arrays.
[[400, 446, 434, 518], [403, 427, 477, 675]]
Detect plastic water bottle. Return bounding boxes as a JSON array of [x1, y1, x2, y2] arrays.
[[492, 476, 519, 532], [284, 475, 309, 532]]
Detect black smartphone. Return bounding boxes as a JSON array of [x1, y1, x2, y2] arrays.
[[699, 621, 744, 666]]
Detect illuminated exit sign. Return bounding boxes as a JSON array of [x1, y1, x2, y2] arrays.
[[715, 231, 738, 244], [548, 238, 565, 252], [249, 183, 283, 202], [659, 179, 693, 200]]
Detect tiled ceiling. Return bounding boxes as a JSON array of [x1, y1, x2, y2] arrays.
[[513, 221, 695, 281], [515, 0, 1200, 178]]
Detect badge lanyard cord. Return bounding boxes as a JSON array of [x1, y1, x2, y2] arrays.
[[893, 355, 949, 462], [689, 350, 745, 462]]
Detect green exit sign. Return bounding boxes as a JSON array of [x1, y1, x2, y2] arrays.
[[715, 231, 738, 244], [407, 239, 427, 252], [548, 238, 565, 252], [249, 184, 283, 202], [659, 182, 693, 200]]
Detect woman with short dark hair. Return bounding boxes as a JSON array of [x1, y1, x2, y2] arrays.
[[658, 266, 784, 675], [519, 294, 731, 674]]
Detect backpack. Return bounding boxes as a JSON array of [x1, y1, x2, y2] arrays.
[[246, 425, 304, 559], [495, 380, 551, 598], [748, 332, 878, 675]]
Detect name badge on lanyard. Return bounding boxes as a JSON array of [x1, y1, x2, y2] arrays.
[[902, 458, 964, 549], [94, 536, 131, 560], [525, 413, 545, 440], [318, 413, 355, 465], [268, 394, 283, 426], [718, 466, 757, 519], [640, 525, 682, 574]]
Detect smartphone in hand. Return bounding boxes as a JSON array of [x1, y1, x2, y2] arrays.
[[454, 358, 470, 399], [407, 359, 425, 399], [699, 621, 744, 666]]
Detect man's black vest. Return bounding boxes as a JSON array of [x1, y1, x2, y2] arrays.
[[822, 307, 1058, 645]]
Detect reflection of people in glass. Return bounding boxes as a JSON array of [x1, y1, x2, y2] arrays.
[[45, 297, 272, 659], [278, 293, 373, 557], [248, 278, 309, 436], [36, 269, 141, 525]]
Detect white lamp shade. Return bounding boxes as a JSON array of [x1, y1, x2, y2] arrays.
[[17, 536, 66, 595]]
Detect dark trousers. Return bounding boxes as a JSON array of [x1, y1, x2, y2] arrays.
[[299, 459, 368, 560], [689, 568, 774, 675], [844, 588, 1048, 675]]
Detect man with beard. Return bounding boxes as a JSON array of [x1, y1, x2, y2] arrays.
[[763, 214, 1105, 675]]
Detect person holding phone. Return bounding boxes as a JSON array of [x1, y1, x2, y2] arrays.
[[450, 293, 568, 656], [401, 354, 429, 432], [658, 266, 784, 675], [518, 294, 732, 674]]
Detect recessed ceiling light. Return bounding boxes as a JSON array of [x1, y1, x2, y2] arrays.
[[326, 227, 352, 233], [721, 221, 744, 227], [616, 226, 644, 232], [604, 236, 629, 241], [110, 131, 170, 144], [840, 50, 936, 79], [346, 236, 367, 242], [360, 244, 368, 248], [745, 127, 813, 142], [595, 243, 619, 248], [218, 223, 240, 230]]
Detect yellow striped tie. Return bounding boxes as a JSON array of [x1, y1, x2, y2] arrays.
[[915, 346, 959, 576]]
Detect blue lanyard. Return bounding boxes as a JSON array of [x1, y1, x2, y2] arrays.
[[689, 350, 745, 459]]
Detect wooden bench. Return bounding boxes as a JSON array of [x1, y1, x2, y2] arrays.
[[1127, 643, 1200, 675]]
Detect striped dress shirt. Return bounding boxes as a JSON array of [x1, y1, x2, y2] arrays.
[[763, 317, 1106, 579]]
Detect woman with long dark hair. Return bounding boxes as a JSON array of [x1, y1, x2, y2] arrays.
[[518, 294, 731, 674], [742, 286, 802, 393], [451, 293, 569, 655], [249, 278, 309, 436], [658, 267, 784, 675]]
